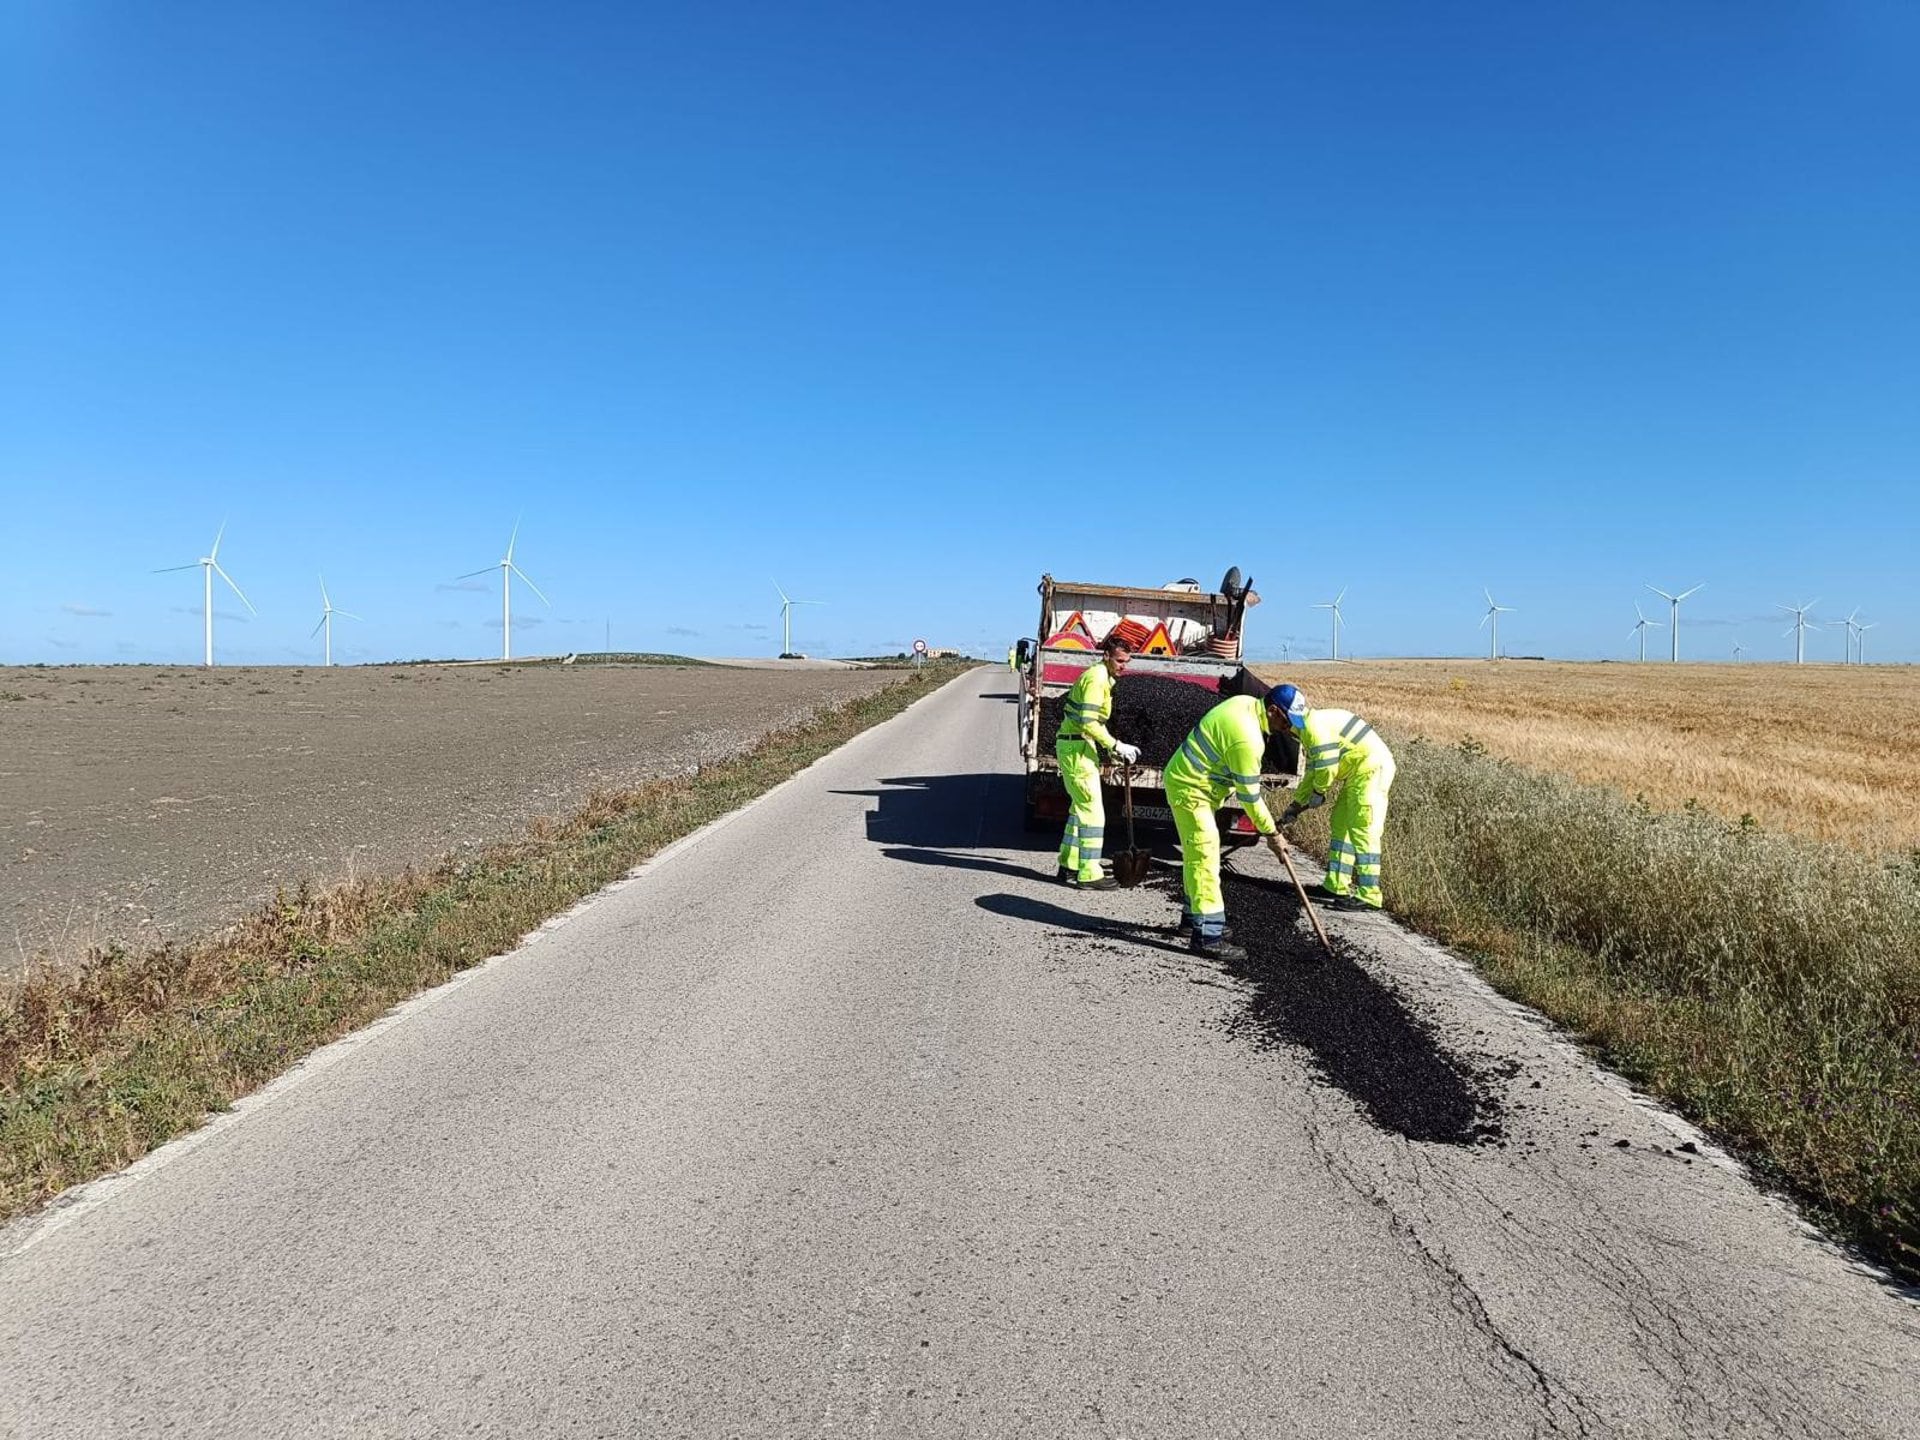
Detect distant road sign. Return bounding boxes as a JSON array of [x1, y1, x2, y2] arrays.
[[912, 639, 928, 655]]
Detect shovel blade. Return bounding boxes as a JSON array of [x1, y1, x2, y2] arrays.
[[1113, 849, 1155, 887]]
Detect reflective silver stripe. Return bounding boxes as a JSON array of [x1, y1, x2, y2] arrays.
[[1081, 827, 1105, 839], [1355, 851, 1380, 864], [1188, 727, 1223, 765], [1231, 771, 1259, 785], [1234, 789, 1262, 805], [1340, 714, 1366, 738], [1197, 910, 1226, 923], [1346, 722, 1374, 745], [1307, 761, 1337, 775], [1178, 738, 1221, 777], [1309, 741, 1341, 754]]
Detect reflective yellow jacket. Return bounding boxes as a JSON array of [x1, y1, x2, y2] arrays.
[[1163, 694, 1279, 835], [1057, 662, 1117, 751], [1292, 707, 1394, 807]]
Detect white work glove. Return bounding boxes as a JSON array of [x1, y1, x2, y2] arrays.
[[1266, 834, 1289, 858], [1112, 742, 1141, 764]]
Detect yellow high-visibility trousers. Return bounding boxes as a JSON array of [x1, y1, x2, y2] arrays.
[[1323, 764, 1394, 908], [1056, 738, 1107, 883], [1167, 774, 1227, 938]]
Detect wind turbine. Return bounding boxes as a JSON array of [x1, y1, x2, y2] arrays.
[[773, 581, 823, 657], [1777, 599, 1819, 664], [1732, 640, 1747, 662], [454, 523, 548, 661], [1646, 583, 1703, 662], [1480, 589, 1515, 660], [154, 522, 255, 667], [1314, 587, 1347, 661], [1831, 609, 1866, 664], [1858, 621, 1878, 663], [310, 576, 361, 666], [1629, 604, 1663, 662]]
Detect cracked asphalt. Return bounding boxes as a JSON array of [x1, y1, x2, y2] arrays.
[[2, 667, 1915, 1437]]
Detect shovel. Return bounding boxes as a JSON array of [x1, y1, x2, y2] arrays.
[[1112, 765, 1155, 887], [1269, 834, 1335, 957]]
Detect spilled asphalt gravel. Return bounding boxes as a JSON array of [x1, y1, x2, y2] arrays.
[[3, 667, 1914, 1439], [1211, 869, 1503, 1146]]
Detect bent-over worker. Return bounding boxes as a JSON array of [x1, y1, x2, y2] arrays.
[[1162, 684, 1294, 961], [1054, 635, 1140, 890], [1272, 684, 1395, 911]]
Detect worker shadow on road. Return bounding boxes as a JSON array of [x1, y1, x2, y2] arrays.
[[831, 772, 1054, 854], [974, 891, 1192, 957]]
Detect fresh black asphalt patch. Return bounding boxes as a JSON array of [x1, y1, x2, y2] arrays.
[[1210, 870, 1504, 1146]]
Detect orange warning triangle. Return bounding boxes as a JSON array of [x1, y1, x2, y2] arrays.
[[1139, 621, 1178, 656], [1045, 611, 1096, 649]]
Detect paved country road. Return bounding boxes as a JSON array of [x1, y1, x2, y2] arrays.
[[3, 668, 1915, 1437]]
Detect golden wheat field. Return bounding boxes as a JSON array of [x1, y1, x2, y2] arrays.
[[1251, 660, 1920, 853]]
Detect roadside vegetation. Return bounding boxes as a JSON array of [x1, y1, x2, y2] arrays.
[[1278, 722, 1920, 1282], [0, 663, 966, 1224]]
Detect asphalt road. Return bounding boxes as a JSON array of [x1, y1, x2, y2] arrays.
[[3, 668, 1915, 1437]]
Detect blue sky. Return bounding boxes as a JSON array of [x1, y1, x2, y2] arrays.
[[4, 1, 1915, 666]]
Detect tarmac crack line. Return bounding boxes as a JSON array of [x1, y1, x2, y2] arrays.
[[1302, 1117, 1597, 1439]]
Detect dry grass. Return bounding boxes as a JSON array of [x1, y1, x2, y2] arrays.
[[1251, 659, 1920, 1279], [1253, 660, 1920, 852]]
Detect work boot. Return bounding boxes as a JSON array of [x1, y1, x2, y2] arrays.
[[1309, 883, 1347, 904], [1327, 894, 1376, 913], [1190, 932, 1248, 963], [1078, 875, 1119, 891], [1056, 865, 1076, 884], [1174, 914, 1234, 943]]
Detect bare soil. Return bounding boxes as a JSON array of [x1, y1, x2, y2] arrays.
[[0, 663, 898, 963]]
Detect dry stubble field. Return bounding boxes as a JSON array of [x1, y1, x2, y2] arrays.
[[0, 662, 897, 963], [1253, 659, 1920, 852]]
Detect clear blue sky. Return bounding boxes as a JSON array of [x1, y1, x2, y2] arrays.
[[4, 1, 1915, 665]]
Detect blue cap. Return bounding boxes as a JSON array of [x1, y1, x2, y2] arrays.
[[1272, 683, 1310, 727]]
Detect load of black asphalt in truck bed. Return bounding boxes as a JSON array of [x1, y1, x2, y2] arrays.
[[1038, 673, 1297, 773]]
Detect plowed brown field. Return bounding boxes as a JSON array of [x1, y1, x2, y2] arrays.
[[1, 663, 898, 963]]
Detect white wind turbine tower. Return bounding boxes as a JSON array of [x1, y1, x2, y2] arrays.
[[454, 523, 549, 661], [1629, 604, 1663, 662], [774, 580, 824, 657], [1732, 640, 1747, 662], [1314, 587, 1347, 661], [310, 576, 361, 667], [1480, 588, 1515, 660], [1832, 609, 1867, 664], [154, 522, 255, 667], [1777, 599, 1819, 664], [1646, 582, 1703, 662], [1858, 620, 1878, 663]]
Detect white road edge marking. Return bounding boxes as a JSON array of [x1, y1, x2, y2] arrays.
[[1, 672, 970, 1264]]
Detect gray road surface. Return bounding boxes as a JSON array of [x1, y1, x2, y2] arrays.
[[3, 668, 1915, 1437]]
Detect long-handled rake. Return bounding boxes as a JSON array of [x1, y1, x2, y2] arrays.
[[1112, 765, 1155, 887]]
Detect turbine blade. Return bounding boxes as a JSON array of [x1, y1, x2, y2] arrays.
[[319, 575, 331, 607], [506, 519, 520, 563], [1335, 586, 1347, 606], [1479, 612, 1490, 628], [509, 564, 550, 605], [454, 567, 496, 581], [210, 520, 226, 560], [335, 609, 362, 621], [214, 563, 256, 613], [153, 563, 200, 573], [773, 579, 790, 603], [1484, 587, 1495, 607], [1647, 584, 1675, 600], [1677, 583, 1705, 600], [310, 616, 328, 639]]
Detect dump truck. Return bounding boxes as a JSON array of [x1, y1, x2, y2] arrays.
[[1014, 571, 1301, 843]]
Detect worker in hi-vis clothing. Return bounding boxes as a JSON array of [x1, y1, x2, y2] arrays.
[[1054, 636, 1140, 889], [1273, 683, 1395, 911], [1163, 684, 1293, 960], [1007, 644, 1017, 672]]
